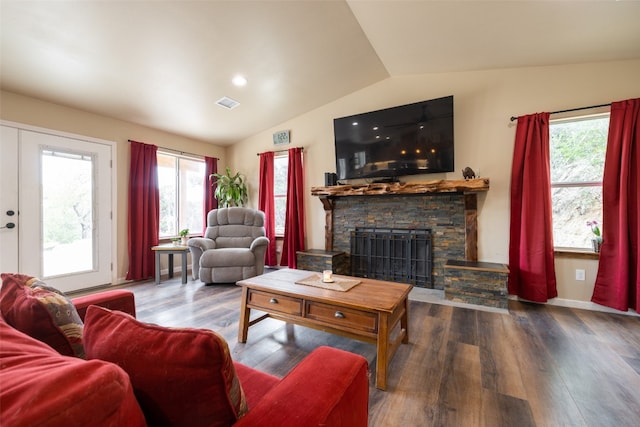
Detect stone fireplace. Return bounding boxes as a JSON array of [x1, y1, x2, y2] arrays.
[[311, 179, 490, 289]]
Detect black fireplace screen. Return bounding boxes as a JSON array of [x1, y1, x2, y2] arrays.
[[350, 227, 433, 288]]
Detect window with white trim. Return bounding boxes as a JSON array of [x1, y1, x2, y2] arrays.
[[549, 113, 609, 249], [157, 152, 205, 238], [274, 155, 288, 236]]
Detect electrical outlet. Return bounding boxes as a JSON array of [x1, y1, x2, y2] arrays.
[[576, 269, 586, 281]]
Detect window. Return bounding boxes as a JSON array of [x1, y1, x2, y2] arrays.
[[549, 113, 609, 249], [41, 149, 94, 276], [274, 155, 288, 236], [157, 152, 205, 238]]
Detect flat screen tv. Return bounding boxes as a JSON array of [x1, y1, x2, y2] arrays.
[[333, 95, 454, 181]]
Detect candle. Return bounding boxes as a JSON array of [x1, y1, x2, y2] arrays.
[[322, 270, 333, 282]]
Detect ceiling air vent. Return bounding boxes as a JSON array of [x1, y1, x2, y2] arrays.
[[216, 96, 240, 110]]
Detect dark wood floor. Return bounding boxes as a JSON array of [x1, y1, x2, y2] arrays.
[[106, 273, 640, 427]]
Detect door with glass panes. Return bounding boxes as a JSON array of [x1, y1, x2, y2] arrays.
[[0, 124, 113, 292]]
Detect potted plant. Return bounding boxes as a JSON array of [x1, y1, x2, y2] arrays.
[[587, 220, 602, 252], [210, 167, 248, 207], [179, 228, 189, 245]]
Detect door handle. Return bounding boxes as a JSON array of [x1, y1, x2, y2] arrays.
[[1, 222, 15, 229]]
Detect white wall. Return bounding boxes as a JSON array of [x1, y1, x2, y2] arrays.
[[0, 91, 226, 282], [228, 59, 640, 304]]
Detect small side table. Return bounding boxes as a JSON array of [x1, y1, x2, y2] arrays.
[[151, 245, 189, 284]]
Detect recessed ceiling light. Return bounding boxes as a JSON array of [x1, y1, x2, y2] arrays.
[[232, 75, 247, 87]]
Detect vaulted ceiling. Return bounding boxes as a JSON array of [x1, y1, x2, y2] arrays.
[[2, 1, 639, 145]]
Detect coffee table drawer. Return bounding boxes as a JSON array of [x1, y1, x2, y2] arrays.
[[306, 301, 377, 333], [248, 290, 302, 316]]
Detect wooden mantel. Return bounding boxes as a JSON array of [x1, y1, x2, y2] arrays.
[[311, 178, 490, 259], [311, 178, 489, 197]]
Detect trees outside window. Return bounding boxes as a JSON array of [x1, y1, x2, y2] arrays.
[[549, 114, 609, 249], [157, 152, 204, 238], [274, 155, 288, 236], [41, 149, 94, 276]]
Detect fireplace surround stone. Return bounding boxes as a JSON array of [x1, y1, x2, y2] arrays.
[[311, 179, 489, 290]]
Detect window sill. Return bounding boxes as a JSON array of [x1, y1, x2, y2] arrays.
[[554, 248, 600, 260]]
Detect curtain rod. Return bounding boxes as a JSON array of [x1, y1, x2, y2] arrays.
[[128, 139, 219, 160], [256, 146, 304, 156], [509, 103, 611, 122]]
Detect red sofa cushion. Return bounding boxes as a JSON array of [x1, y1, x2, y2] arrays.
[[0, 315, 145, 427], [0, 273, 85, 358], [83, 305, 248, 427], [233, 346, 369, 427], [72, 289, 137, 320], [233, 362, 279, 409]]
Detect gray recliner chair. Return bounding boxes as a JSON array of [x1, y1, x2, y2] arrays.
[[188, 207, 270, 284]]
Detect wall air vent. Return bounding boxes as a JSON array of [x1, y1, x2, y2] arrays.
[[216, 96, 240, 110]]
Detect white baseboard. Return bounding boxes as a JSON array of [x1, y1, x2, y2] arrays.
[[113, 264, 191, 287], [508, 295, 639, 317], [408, 288, 638, 317]]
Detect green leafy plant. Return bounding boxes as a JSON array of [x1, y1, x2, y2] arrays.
[[210, 167, 248, 207], [179, 228, 189, 237], [587, 220, 602, 242]]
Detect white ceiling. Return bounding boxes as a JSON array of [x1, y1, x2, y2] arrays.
[[2, 1, 639, 145]]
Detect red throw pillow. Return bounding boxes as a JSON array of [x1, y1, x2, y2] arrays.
[[0, 273, 84, 358], [0, 315, 146, 427], [83, 305, 248, 427]]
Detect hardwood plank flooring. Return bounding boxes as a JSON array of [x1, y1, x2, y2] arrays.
[[96, 274, 640, 427]]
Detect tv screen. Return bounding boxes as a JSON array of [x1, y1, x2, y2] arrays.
[[333, 95, 454, 181]]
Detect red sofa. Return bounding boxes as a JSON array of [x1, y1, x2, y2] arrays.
[[0, 274, 369, 427]]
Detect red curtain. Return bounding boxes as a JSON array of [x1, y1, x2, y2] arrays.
[[258, 152, 277, 266], [280, 147, 305, 268], [592, 98, 640, 311], [126, 141, 159, 281], [508, 113, 558, 302], [203, 156, 218, 236]]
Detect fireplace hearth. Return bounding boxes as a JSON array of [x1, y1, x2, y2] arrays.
[[350, 227, 433, 287]]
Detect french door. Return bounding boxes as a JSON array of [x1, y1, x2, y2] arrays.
[[0, 123, 113, 292]]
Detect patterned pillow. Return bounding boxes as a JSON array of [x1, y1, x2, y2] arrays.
[[83, 305, 248, 427], [0, 273, 84, 358]]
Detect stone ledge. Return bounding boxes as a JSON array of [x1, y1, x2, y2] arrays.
[[444, 259, 509, 273], [444, 259, 509, 309], [296, 249, 349, 275]]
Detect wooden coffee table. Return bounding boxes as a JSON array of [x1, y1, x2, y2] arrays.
[[237, 268, 412, 390]]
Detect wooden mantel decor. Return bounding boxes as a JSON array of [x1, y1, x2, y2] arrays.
[[311, 178, 490, 260], [311, 178, 489, 197]]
